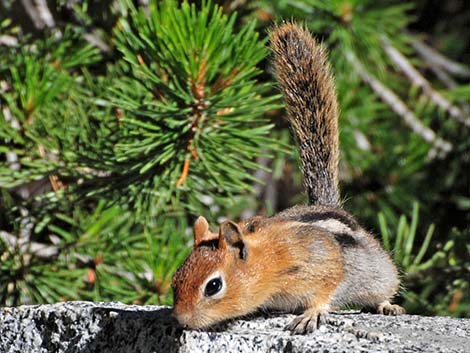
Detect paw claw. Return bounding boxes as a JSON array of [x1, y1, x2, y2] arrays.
[[377, 301, 405, 316], [286, 310, 329, 334]]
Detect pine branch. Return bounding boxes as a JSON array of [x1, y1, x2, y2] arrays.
[[83, 0, 282, 213], [409, 34, 470, 78], [345, 50, 452, 157], [381, 37, 470, 127], [0, 35, 18, 46], [2, 104, 21, 172], [430, 64, 458, 89], [0, 231, 59, 258], [21, 0, 56, 29], [82, 31, 111, 52], [240, 155, 273, 219], [225, 0, 249, 12]]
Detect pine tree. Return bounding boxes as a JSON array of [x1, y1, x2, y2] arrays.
[[0, 1, 280, 305], [1, 0, 468, 316]]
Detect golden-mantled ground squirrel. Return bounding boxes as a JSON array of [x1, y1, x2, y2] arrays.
[[172, 22, 404, 334]]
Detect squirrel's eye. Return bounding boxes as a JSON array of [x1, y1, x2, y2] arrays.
[[204, 277, 223, 297]]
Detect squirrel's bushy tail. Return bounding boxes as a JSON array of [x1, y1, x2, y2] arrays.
[[270, 23, 340, 207]]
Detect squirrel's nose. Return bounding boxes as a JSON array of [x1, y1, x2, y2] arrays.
[[173, 308, 192, 327]]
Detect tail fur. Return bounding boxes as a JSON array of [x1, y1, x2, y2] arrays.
[[270, 23, 340, 206]]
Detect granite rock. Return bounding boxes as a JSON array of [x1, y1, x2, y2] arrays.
[[0, 301, 469, 353]]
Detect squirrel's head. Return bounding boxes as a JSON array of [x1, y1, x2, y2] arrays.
[[171, 216, 263, 329]]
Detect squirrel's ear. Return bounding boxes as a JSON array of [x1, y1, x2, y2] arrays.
[[194, 216, 217, 247], [243, 215, 266, 233], [218, 220, 247, 260]]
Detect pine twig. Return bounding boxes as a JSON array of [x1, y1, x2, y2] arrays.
[[2, 105, 21, 171], [408, 40, 470, 114], [345, 50, 452, 156], [177, 60, 206, 187], [226, 0, 248, 12], [0, 35, 18, 47], [0, 231, 59, 259], [381, 37, 470, 127], [83, 32, 111, 52], [36, 144, 65, 191], [2, 99, 64, 192], [429, 62, 458, 89], [21, 0, 56, 29], [409, 35, 470, 79], [0, 209, 35, 254], [240, 155, 274, 219], [176, 159, 190, 187], [35, 0, 55, 27]]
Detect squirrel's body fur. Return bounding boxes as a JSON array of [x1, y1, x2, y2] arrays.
[[172, 22, 404, 334], [274, 205, 400, 309]]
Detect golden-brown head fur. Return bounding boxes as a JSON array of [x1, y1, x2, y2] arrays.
[[172, 217, 254, 328], [171, 215, 344, 329], [172, 245, 226, 328]]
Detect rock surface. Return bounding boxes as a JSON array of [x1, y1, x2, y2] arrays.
[[0, 301, 469, 353]]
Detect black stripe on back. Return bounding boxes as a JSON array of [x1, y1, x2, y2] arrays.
[[333, 232, 358, 247], [297, 211, 359, 231]]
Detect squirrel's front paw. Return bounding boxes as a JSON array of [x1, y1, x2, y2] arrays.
[[376, 301, 405, 315], [285, 308, 329, 334]]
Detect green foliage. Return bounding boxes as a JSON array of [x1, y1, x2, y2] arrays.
[[95, 0, 280, 214], [0, 202, 190, 305], [379, 202, 469, 316], [1, 0, 279, 306], [1, 0, 469, 317], [379, 202, 440, 275], [0, 27, 100, 188]]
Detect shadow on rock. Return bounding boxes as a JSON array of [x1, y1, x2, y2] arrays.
[[81, 307, 182, 353]]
